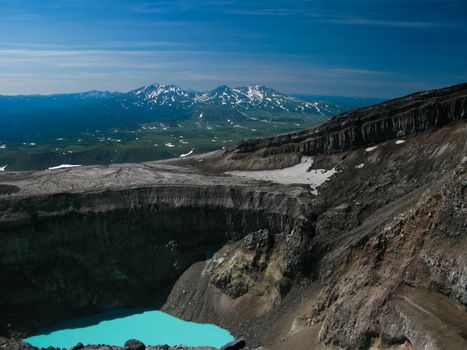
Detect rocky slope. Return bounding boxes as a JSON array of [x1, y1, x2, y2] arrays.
[[0, 83, 466, 350], [167, 122, 466, 349], [161, 83, 467, 349]]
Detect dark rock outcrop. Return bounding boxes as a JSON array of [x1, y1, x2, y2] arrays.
[[124, 339, 145, 350]]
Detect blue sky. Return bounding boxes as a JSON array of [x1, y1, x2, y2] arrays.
[[0, 0, 466, 97]]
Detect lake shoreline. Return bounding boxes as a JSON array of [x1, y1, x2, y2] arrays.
[[1, 337, 251, 350], [22, 309, 234, 350]]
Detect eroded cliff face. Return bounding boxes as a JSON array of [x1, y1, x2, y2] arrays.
[[1, 83, 466, 350]]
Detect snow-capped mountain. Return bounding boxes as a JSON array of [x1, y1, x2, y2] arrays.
[[195, 85, 336, 115], [124, 84, 197, 109], [117, 83, 338, 118]]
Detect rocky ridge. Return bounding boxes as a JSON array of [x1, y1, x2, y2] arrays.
[[216, 82, 467, 170]]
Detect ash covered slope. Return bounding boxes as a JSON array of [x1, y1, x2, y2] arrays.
[[0, 83, 466, 350]]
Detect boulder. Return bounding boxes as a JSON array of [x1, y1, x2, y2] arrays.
[[71, 343, 84, 350], [124, 339, 145, 350]]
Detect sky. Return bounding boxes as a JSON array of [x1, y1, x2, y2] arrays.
[[0, 0, 466, 97]]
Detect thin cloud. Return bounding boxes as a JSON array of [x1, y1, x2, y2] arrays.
[[228, 8, 315, 16], [225, 6, 458, 28], [328, 17, 455, 28], [319, 68, 392, 77], [0, 40, 190, 50]]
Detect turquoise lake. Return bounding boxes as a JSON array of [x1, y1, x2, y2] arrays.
[[24, 308, 234, 349]]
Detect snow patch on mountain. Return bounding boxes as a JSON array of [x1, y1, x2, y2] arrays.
[[48, 164, 82, 170], [226, 157, 337, 195], [120, 83, 334, 117], [180, 149, 194, 157]]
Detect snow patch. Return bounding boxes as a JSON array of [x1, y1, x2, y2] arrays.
[[0, 165, 7, 172], [355, 163, 365, 169], [48, 164, 82, 170], [395, 140, 406, 144], [365, 146, 378, 152], [165, 142, 175, 148], [180, 149, 194, 158], [226, 157, 337, 195]]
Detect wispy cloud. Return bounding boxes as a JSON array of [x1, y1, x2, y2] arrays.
[[0, 43, 395, 96], [317, 68, 392, 77], [227, 8, 316, 17], [0, 40, 191, 51], [326, 17, 455, 28], [225, 6, 459, 28]]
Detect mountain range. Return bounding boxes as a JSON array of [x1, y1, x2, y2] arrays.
[[0, 84, 339, 141], [123, 83, 337, 116], [0, 83, 375, 170]]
